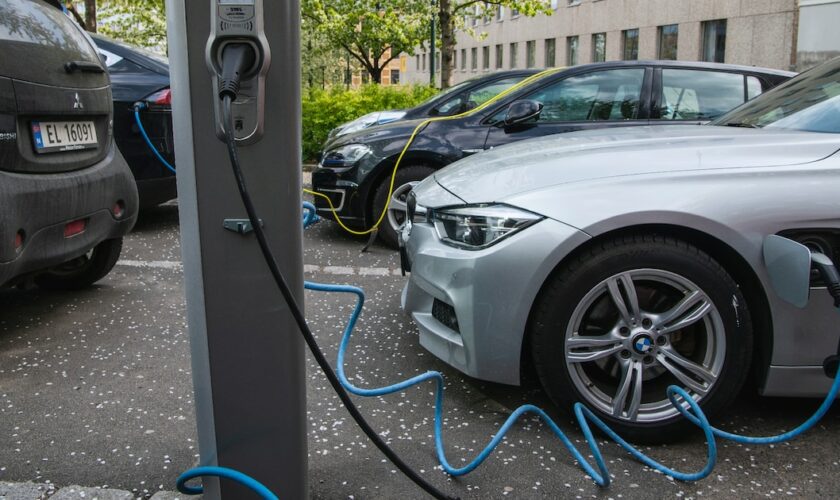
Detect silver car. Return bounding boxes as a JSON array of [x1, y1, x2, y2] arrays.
[[401, 57, 840, 442]]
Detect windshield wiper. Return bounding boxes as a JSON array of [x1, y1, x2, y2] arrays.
[[724, 122, 760, 128]]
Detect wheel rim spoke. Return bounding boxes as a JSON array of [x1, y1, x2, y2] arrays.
[[389, 195, 407, 213], [566, 334, 624, 363], [657, 347, 715, 395], [654, 290, 712, 335], [612, 360, 643, 419], [606, 273, 641, 326]]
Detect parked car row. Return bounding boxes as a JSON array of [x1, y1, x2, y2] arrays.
[[0, 0, 174, 290], [399, 57, 840, 441], [313, 61, 794, 247]]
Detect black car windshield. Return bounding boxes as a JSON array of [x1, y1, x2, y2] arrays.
[[712, 58, 840, 133]]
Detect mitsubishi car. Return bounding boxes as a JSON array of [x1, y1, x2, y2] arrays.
[[0, 0, 138, 289], [401, 57, 840, 442]]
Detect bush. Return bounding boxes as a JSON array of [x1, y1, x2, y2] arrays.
[[302, 84, 439, 162]]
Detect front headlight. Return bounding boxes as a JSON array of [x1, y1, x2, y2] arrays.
[[431, 204, 543, 250], [319, 143, 371, 171]]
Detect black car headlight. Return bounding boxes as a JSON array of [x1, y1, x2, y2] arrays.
[[431, 204, 543, 250], [319, 143, 371, 172]]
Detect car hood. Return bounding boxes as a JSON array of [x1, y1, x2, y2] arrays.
[[432, 125, 840, 204], [323, 118, 427, 152]]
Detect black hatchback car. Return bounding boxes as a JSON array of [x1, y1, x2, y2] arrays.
[[0, 0, 138, 289], [327, 69, 540, 140], [313, 60, 795, 247], [91, 33, 175, 208]]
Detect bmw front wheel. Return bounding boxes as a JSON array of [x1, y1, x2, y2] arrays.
[[529, 235, 752, 443]]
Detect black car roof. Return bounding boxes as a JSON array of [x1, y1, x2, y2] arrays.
[[90, 33, 169, 76]]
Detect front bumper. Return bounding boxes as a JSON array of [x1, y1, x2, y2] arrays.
[[311, 167, 364, 226], [401, 218, 589, 385], [0, 143, 139, 286]]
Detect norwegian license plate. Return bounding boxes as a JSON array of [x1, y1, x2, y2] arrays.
[[32, 120, 97, 154]]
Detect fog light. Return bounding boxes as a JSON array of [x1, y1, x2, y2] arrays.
[[64, 219, 87, 238], [113, 200, 125, 219], [14, 230, 24, 251]]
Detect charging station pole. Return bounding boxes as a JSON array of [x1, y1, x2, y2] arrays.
[[166, 1, 307, 498]]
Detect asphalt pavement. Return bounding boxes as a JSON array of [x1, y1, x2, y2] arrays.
[[2, 200, 840, 499]]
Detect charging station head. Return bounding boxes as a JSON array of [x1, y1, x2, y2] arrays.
[[763, 234, 812, 308]]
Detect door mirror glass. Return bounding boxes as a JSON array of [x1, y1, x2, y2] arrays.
[[504, 100, 543, 126], [763, 235, 812, 308]]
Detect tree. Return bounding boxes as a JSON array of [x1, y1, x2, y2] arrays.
[[303, 0, 432, 84], [98, 0, 167, 53], [84, 0, 96, 32], [302, 17, 354, 89], [438, 0, 551, 88]]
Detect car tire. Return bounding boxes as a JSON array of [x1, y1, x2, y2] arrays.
[[372, 164, 435, 249], [529, 234, 752, 443], [35, 238, 123, 290]]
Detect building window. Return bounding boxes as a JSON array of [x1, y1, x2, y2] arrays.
[[511, 8, 519, 17], [545, 38, 556, 67], [567, 0, 580, 5], [495, 44, 504, 69], [482, 46, 490, 70], [526, 40, 536, 68], [566, 36, 578, 66], [471, 47, 478, 70], [702, 19, 727, 63], [390, 69, 400, 85], [592, 33, 606, 62], [658, 24, 678, 60], [461, 48, 467, 70], [622, 29, 639, 60], [496, 5, 503, 20], [422, 53, 426, 71], [510, 42, 518, 68], [436, 52, 441, 73], [550, 0, 558, 9], [416, 55, 420, 70], [452, 50, 456, 69]]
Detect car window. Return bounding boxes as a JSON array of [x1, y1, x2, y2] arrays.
[[524, 68, 645, 122], [434, 76, 525, 116], [747, 76, 763, 100], [659, 69, 746, 121]]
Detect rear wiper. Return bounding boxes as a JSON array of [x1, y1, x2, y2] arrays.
[[723, 122, 759, 128], [64, 61, 105, 74]]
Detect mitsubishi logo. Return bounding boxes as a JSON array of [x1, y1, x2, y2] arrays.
[[73, 92, 83, 110]]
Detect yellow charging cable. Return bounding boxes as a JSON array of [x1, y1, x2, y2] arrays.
[[304, 68, 563, 236]]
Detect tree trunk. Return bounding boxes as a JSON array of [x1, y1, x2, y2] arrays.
[[84, 0, 96, 32], [438, 0, 454, 89], [368, 65, 382, 84]]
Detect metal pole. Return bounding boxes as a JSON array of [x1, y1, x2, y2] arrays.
[[429, 1, 435, 86], [166, 1, 307, 498]]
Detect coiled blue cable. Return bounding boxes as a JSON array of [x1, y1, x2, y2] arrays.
[[133, 102, 177, 174], [177, 203, 840, 497]]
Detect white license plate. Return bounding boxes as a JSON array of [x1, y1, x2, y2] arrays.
[[32, 120, 98, 154]]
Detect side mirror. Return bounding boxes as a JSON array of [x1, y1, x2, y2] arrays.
[[763, 235, 812, 308], [503, 100, 543, 127]]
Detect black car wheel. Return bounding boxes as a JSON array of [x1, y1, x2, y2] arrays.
[[372, 165, 435, 249], [35, 238, 123, 290], [529, 234, 752, 443]]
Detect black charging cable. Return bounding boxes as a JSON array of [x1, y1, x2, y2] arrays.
[[217, 44, 456, 500]]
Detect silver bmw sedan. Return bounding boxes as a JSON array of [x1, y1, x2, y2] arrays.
[[401, 57, 840, 442]]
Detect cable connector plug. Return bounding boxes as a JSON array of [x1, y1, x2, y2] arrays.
[[218, 43, 257, 102]]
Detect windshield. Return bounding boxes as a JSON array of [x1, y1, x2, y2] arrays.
[[712, 57, 840, 133]]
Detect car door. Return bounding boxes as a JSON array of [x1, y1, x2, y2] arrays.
[[649, 67, 764, 125], [483, 67, 651, 150]]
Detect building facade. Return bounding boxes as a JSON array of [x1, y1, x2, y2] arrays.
[[403, 0, 839, 86]]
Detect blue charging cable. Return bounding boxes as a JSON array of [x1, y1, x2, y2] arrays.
[[133, 102, 177, 174], [177, 202, 840, 497]]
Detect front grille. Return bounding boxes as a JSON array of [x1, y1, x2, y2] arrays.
[[432, 299, 460, 333]]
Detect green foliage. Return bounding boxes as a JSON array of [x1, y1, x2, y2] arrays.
[[302, 84, 438, 161], [97, 0, 167, 54], [302, 0, 433, 83]]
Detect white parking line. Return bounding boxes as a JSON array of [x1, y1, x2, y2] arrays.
[[118, 260, 402, 276]]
